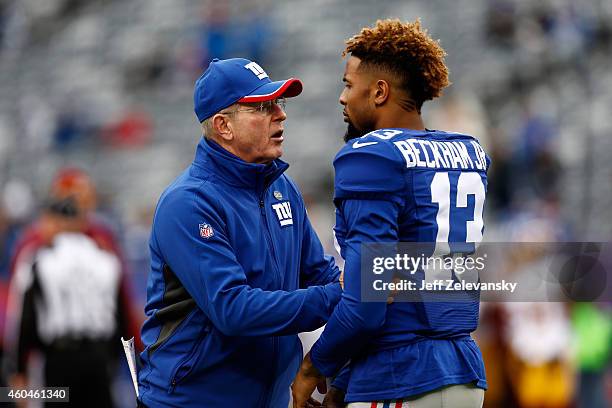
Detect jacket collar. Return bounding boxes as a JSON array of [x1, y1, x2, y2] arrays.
[[193, 138, 289, 193]]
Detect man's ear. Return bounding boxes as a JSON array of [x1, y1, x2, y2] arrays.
[[213, 113, 234, 142], [373, 79, 391, 106]]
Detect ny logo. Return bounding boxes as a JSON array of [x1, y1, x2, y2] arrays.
[[244, 62, 269, 80], [272, 202, 293, 226]]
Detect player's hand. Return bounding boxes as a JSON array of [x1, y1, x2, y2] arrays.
[[292, 352, 326, 408], [322, 386, 346, 407], [386, 276, 401, 304], [304, 397, 323, 407], [338, 269, 388, 302]]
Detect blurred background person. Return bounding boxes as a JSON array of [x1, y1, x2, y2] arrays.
[[4, 168, 142, 348], [571, 302, 611, 408], [5, 196, 126, 407], [502, 302, 575, 408], [2, 168, 142, 407], [0, 180, 35, 393]]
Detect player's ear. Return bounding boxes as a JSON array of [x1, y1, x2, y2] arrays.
[[374, 79, 390, 106], [212, 112, 234, 142]]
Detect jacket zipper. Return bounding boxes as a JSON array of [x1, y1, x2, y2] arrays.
[[258, 194, 281, 406], [259, 194, 281, 286], [167, 329, 207, 393], [260, 337, 278, 407]]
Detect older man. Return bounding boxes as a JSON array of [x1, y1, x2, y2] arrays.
[[138, 58, 342, 407]]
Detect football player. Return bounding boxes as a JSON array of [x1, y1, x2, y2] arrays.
[[293, 19, 489, 408]]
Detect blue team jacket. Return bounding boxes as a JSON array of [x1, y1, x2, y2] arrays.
[[312, 129, 488, 402], [138, 138, 342, 407]]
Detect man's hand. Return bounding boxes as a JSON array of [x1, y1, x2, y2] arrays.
[[322, 386, 346, 408], [292, 352, 326, 408], [9, 374, 28, 408]]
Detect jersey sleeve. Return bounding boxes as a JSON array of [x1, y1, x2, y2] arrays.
[[309, 198, 400, 377], [333, 140, 406, 204]]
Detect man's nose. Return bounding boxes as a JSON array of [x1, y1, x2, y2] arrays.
[[272, 103, 287, 121], [339, 90, 347, 106]]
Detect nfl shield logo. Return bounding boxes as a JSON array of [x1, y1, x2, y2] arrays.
[[199, 223, 214, 239]]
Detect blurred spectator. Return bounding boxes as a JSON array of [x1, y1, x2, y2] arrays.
[[100, 109, 153, 149], [572, 303, 611, 408], [6, 197, 126, 407], [197, 2, 231, 70], [512, 99, 561, 203], [485, 0, 517, 48], [486, 128, 514, 214], [0, 180, 35, 280], [52, 110, 88, 150], [3, 168, 143, 386], [236, 2, 275, 66], [9, 167, 123, 262], [195, 2, 275, 72], [477, 303, 515, 408], [502, 302, 575, 408], [0, 180, 35, 391]]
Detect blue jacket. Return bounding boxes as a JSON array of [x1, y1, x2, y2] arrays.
[[311, 129, 488, 402], [138, 138, 342, 407]]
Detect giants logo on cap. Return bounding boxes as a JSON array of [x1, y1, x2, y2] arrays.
[[244, 62, 269, 80]]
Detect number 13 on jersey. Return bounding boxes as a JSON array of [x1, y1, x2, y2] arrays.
[[430, 171, 486, 255]]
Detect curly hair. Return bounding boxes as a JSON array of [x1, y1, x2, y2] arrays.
[[344, 19, 450, 111]]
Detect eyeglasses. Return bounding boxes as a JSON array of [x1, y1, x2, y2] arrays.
[[220, 97, 287, 115]]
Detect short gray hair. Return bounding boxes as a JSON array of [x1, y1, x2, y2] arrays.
[[201, 117, 214, 139], [202, 105, 237, 139]]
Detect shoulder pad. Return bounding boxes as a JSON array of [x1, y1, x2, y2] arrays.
[[334, 133, 405, 200]]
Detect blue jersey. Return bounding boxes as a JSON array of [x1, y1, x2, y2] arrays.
[[311, 128, 489, 402]]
